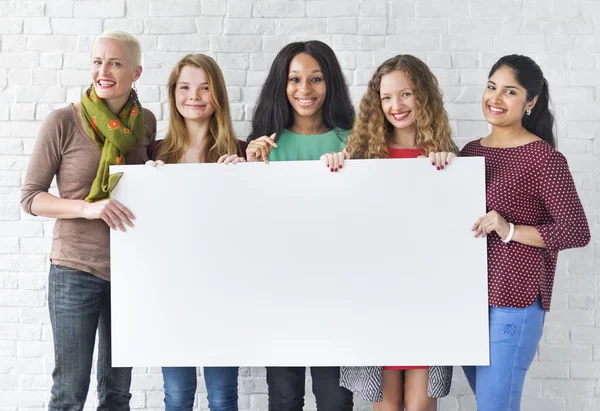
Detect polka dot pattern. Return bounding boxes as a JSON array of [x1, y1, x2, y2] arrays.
[[461, 139, 591, 311]]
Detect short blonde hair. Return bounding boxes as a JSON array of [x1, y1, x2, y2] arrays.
[[94, 30, 142, 68]]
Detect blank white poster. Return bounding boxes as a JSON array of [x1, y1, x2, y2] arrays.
[[110, 158, 489, 367]]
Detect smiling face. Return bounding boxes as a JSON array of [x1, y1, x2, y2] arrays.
[[91, 38, 141, 108], [379, 70, 417, 133], [286, 52, 327, 121], [174, 65, 215, 123], [482, 65, 537, 128]]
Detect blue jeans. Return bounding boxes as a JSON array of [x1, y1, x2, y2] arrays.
[[162, 366, 239, 411], [48, 264, 132, 411], [463, 299, 546, 411]]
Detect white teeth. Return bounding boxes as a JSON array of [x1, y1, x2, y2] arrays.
[[489, 106, 505, 113], [297, 99, 313, 103], [392, 112, 409, 120], [99, 80, 115, 86]]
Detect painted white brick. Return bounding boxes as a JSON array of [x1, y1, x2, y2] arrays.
[[149, 1, 200, 16], [0, 391, 45, 407], [136, 86, 160, 102], [7, 69, 32, 86], [307, 0, 359, 17], [416, 1, 468, 17], [15, 87, 66, 103], [0, 53, 39, 69], [23, 18, 51, 34], [1, 35, 26, 52], [0, 1, 45, 17], [252, 0, 305, 17], [358, 18, 387, 35], [141, 52, 186, 69], [40, 53, 62, 69], [31, 69, 57, 86], [18, 374, 52, 391], [73, 1, 125, 17], [333, 34, 385, 51], [211, 35, 262, 52], [157, 35, 210, 52], [228, 0, 252, 17], [544, 380, 596, 398], [470, 0, 521, 17], [275, 19, 327, 35], [327, 18, 358, 34], [202, 0, 227, 16], [9, 104, 35, 121], [196, 16, 224, 33], [0, 272, 18, 288], [441, 35, 491, 51], [0, 255, 46, 273], [0, 106, 8, 121], [45, 1, 74, 17], [27, 35, 78, 52], [450, 17, 502, 35], [0, 375, 19, 391], [522, 397, 566, 411], [0, 239, 19, 254], [104, 18, 145, 34], [224, 18, 277, 35], [0, 18, 23, 34], [396, 17, 448, 34], [51, 18, 102, 35], [495, 35, 547, 53], [145, 17, 196, 34]]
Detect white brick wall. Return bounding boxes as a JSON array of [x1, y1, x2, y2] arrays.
[[0, 1, 598, 410]]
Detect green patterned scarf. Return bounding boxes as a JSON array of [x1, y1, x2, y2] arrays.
[[81, 85, 144, 202]]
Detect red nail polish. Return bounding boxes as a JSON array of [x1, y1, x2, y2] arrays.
[[436, 166, 440, 170], [440, 165, 444, 169], [334, 168, 338, 172], [330, 168, 333, 172], [445, 161, 448, 165], [339, 165, 343, 169], [431, 162, 435, 166]]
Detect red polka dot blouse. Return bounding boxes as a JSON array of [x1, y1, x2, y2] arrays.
[[460, 139, 590, 310]]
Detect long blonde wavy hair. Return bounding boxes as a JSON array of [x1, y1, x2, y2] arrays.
[[347, 55, 457, 159], [157, 54, 238, 163]]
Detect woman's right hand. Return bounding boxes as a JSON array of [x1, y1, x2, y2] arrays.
[[427, 152, 456, 170], [81, 199, 135, 231], [246, 133, 277, 163], [320, 148, 349, 172], [145, 160, 164, 167]]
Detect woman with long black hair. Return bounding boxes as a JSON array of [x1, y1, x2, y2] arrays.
[[246, 40, 355, 411]]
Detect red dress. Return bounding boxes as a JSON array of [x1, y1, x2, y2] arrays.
[[384, 146, 428, 371]]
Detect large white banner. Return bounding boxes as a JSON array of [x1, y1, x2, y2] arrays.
[[110, 158, 488, 367]]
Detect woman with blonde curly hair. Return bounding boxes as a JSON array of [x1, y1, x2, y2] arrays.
[[322, 54, 455, 411]]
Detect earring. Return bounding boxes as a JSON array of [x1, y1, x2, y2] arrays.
[[86, 83, 93, 97], [130, 82, 138, 102], [526, 108, 532, 116]]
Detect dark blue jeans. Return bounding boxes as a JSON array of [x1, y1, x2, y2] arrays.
[[162, 366, 239, 411], [48, 264, 132, 411]]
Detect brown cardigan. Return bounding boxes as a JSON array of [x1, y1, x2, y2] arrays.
[[21, 104, 157, 280]]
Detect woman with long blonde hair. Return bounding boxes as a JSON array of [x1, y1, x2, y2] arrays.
[[147, 53, 245, 411], [322, 55, 455, 411]]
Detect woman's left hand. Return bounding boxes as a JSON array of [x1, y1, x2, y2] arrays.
[[472, 210, 510, 239], [217, 154, 246, 164]]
